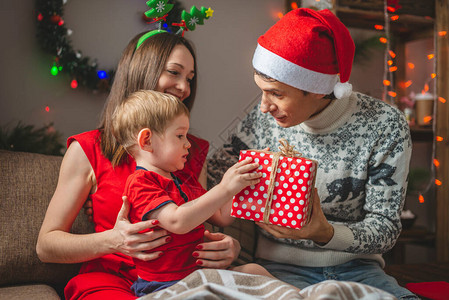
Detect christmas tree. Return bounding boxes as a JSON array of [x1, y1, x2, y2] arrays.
[[144, 0, 174, 19], [181, 6, 212, 31]]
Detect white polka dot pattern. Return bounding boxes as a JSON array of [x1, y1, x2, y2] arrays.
[[231, 150, 317, 229]]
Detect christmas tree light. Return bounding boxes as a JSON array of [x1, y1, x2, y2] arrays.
[[51, 65, 59, 76], [97, 70, 108, 79]]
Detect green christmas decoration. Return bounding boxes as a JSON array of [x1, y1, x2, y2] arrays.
[[0, 122, 64, 156], [144, 0, 174, 19], [181, 6, 212, 31], [35, 0, 115, 92]]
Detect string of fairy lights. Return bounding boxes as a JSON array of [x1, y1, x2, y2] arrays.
[[375, 0, 447, 204], [286, 0, 447, 204]]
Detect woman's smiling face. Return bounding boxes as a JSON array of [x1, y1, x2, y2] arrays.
[[156, 44, 195, 102], [254, 74, 331, 128]]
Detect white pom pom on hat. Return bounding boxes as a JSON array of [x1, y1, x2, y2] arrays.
[[252, 8, 355, 99], [334, 82, 353, 99]]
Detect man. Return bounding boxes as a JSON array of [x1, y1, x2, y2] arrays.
[[209, 8, 416, 299]]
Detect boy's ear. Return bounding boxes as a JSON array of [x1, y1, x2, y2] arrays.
[[137, 128, 153, 152]]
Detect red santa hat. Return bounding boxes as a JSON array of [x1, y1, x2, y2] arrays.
[[252, 8, 355, 99]]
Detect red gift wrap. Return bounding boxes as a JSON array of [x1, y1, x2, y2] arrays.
[[231, 140, 317, 229]]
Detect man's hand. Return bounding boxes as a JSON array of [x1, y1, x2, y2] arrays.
[[257, 188, 334, 244]]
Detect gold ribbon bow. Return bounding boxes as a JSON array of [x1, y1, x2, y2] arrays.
[[263, 139, 302, 224]]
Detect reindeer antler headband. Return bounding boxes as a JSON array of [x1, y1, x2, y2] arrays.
[[136, 0, 214, 49]]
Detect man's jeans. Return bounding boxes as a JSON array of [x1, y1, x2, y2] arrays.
[[258, 258, 418, 299]]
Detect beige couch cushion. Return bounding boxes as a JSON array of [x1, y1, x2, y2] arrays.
[[0, 284, 60, 300], [0, 150, 94, 289]]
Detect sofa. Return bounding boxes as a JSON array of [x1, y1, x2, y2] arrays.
[[0, 149, 257, 299], [0, 150, 94, 299]]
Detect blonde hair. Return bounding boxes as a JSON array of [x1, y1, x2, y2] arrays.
[[111, 90, 190, 166]]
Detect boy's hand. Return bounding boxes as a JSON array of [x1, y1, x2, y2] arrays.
[[220, 157, 262, 196]]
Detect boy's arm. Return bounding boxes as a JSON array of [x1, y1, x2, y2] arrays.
[[149, 158, 260, 234], [207, 199, 234, 227], [148, 183, 234, 234]]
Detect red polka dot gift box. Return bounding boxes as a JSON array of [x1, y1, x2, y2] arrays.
[[231, 140, 318, 229]]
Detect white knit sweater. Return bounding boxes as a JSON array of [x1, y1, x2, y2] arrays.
[[232, 92, 412, 268]]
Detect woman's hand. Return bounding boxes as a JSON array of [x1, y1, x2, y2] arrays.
[[83, 198, 93, 222], [192, 230, 241, 268], [256, 189, 334, 245], [111, 196, 170, 261]]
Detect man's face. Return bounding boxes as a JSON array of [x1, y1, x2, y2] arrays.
[[254, 74, 330, 128]]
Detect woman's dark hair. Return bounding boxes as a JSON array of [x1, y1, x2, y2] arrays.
[[99, 32, 197, 164]]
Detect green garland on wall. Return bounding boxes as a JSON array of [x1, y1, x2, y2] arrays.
[[34, 0, 185, 92], [35, 0, 115, 92]]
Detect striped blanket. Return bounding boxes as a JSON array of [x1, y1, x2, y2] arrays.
[[140, 269, 397, 299]]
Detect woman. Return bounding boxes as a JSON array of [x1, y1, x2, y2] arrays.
[[36, 32, 241, 300]]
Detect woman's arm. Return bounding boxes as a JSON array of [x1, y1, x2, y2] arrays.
[[36, 141, 169, 263]]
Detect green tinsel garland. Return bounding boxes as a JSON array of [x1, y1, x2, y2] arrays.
[[35, 0, 116, 92], [34, 0, 184, 92]]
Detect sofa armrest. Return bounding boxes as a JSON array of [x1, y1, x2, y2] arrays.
[[0, 150, 94, 289]]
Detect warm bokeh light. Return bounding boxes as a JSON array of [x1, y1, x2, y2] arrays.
[[436, 136, 444, 142], [435, 179, 442, 186], [438, 97, 447, 103], [419, 194, 425, 203], [438, 31, 447, 37], [389, 50, 396, 58], [383, 80, 391, 86], [388, 91, 397, 97], [291, 2, 298, 9], [423, 116, 432, 123], [434, 159, 440, 167], [391, 15, 399, 21], [423, 83, 429, 93], [399, 80, 413, 89], [431, 73, 436, 78], [45, 106, 50, 112], [388, 60, 393, 66], [389, 66, 397, 72], [387, 6, 396, 13], [427, 54, 435, 59], [379, 37, 387, 43], [374, 24, 384, 30], [277, 12, 283, 19], [408, 63, 415, 69]]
